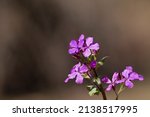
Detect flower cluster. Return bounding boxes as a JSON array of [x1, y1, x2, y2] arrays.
[[68, 34, 100, 57], [102, 66, 144, 91], [66, 34, 100, 85], [65, 34, 144, 100]]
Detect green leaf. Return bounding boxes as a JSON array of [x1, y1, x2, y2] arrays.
[[101, 56, 109, 62], [92, 78, 101, 85], [86, 85, 94, 91], [98, 56, 109, 66], [98, 61, 104, 66], [95, 78, 101, 85], [88, 88, 99, 96]]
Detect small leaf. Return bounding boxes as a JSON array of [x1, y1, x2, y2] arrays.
[[92, 78, 101, 85], [86, 85, 94, 91], [97, 56, 109, 66], [95, 78, 101, 85], [88, 88, 99, 96], [101, 56, 109, 62], [98, 61, 104, 66]]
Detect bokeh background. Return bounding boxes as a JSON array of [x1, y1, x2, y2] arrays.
[[0, 0, 149, 99]]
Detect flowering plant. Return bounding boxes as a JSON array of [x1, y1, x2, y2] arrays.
[[65, 34, 144, 100]]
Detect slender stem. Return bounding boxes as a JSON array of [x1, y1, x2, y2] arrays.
[[79, 53, 107, 100], [112, 87, 119, 100], [114, 84, 126, 100], [93, 69, 107, 100], [99, 84, 107, 100], [115, 92, 119, 100], [118, 84, 125, 93]]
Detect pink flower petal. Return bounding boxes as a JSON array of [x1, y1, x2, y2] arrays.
[[78, 34, 84, 41], [125, 79, 134, 88], [79, 64, 88, 73], [75, 74, 84, 84], [68, 48, 78, 54], [68, 72, 77, 79], [122, 68, 132, 78], [126, 66, 133, 71], [73, 62, 81, 71], [86, 37, 93, 46], [129, 72, 139, 80], [112, 72, 119, 82], [64, 78, 69, 83], [138, 74, 144, 81], [78, 39, 84, 48], [69, 40, 77, 47], [89, 43, 99, 51], [83, 48, 91, 57], [116, 78, 125, 84], [106, 84, 113, 91]]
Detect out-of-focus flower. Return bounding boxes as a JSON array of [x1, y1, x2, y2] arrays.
[[83, 37, 100, 57], [65, 62, 88, 84], [102, 72, 119, 91], [68, 34, 84, 55], [118, 66, 144, 88]]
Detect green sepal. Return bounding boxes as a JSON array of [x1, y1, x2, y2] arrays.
[[87, 54, 97, 63], [93, 55, 97, 61], [88, 87, 99, 96], [93, 78, 101, 85], [82, 74, 90, 79], [88, 57, 91, 62]]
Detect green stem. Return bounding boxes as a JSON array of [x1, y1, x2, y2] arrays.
[[112, 87, 119, 100], [114, 84, 126, 100], [79, 53, 107, 100], [93, 69, 107, 100], [118, 84, 125, 94]]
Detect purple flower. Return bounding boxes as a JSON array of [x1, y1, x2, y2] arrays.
[[68, 34, 84, 55], [65, 62, 88, 84], [83, 37, 100, 57], [90, 60, 97, 69], [102, 72, 119, 91], [118, 66, 144, 88]]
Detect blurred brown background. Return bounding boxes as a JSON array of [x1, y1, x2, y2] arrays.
[[0, 0, 149, 99]]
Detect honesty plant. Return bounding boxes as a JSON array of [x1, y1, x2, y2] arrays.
[[65, 34, 144, 100]]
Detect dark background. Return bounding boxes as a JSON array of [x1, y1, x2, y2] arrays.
[[0, 0, 149, 99]]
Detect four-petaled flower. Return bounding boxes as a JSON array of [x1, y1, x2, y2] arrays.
[[68, 34, 84, 55], [68, 34, 100, 58], [118, 66, 144, 88], [83, 37, 100, 57], [65, 62, 88, 84], [102, 72, 120, 91]]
